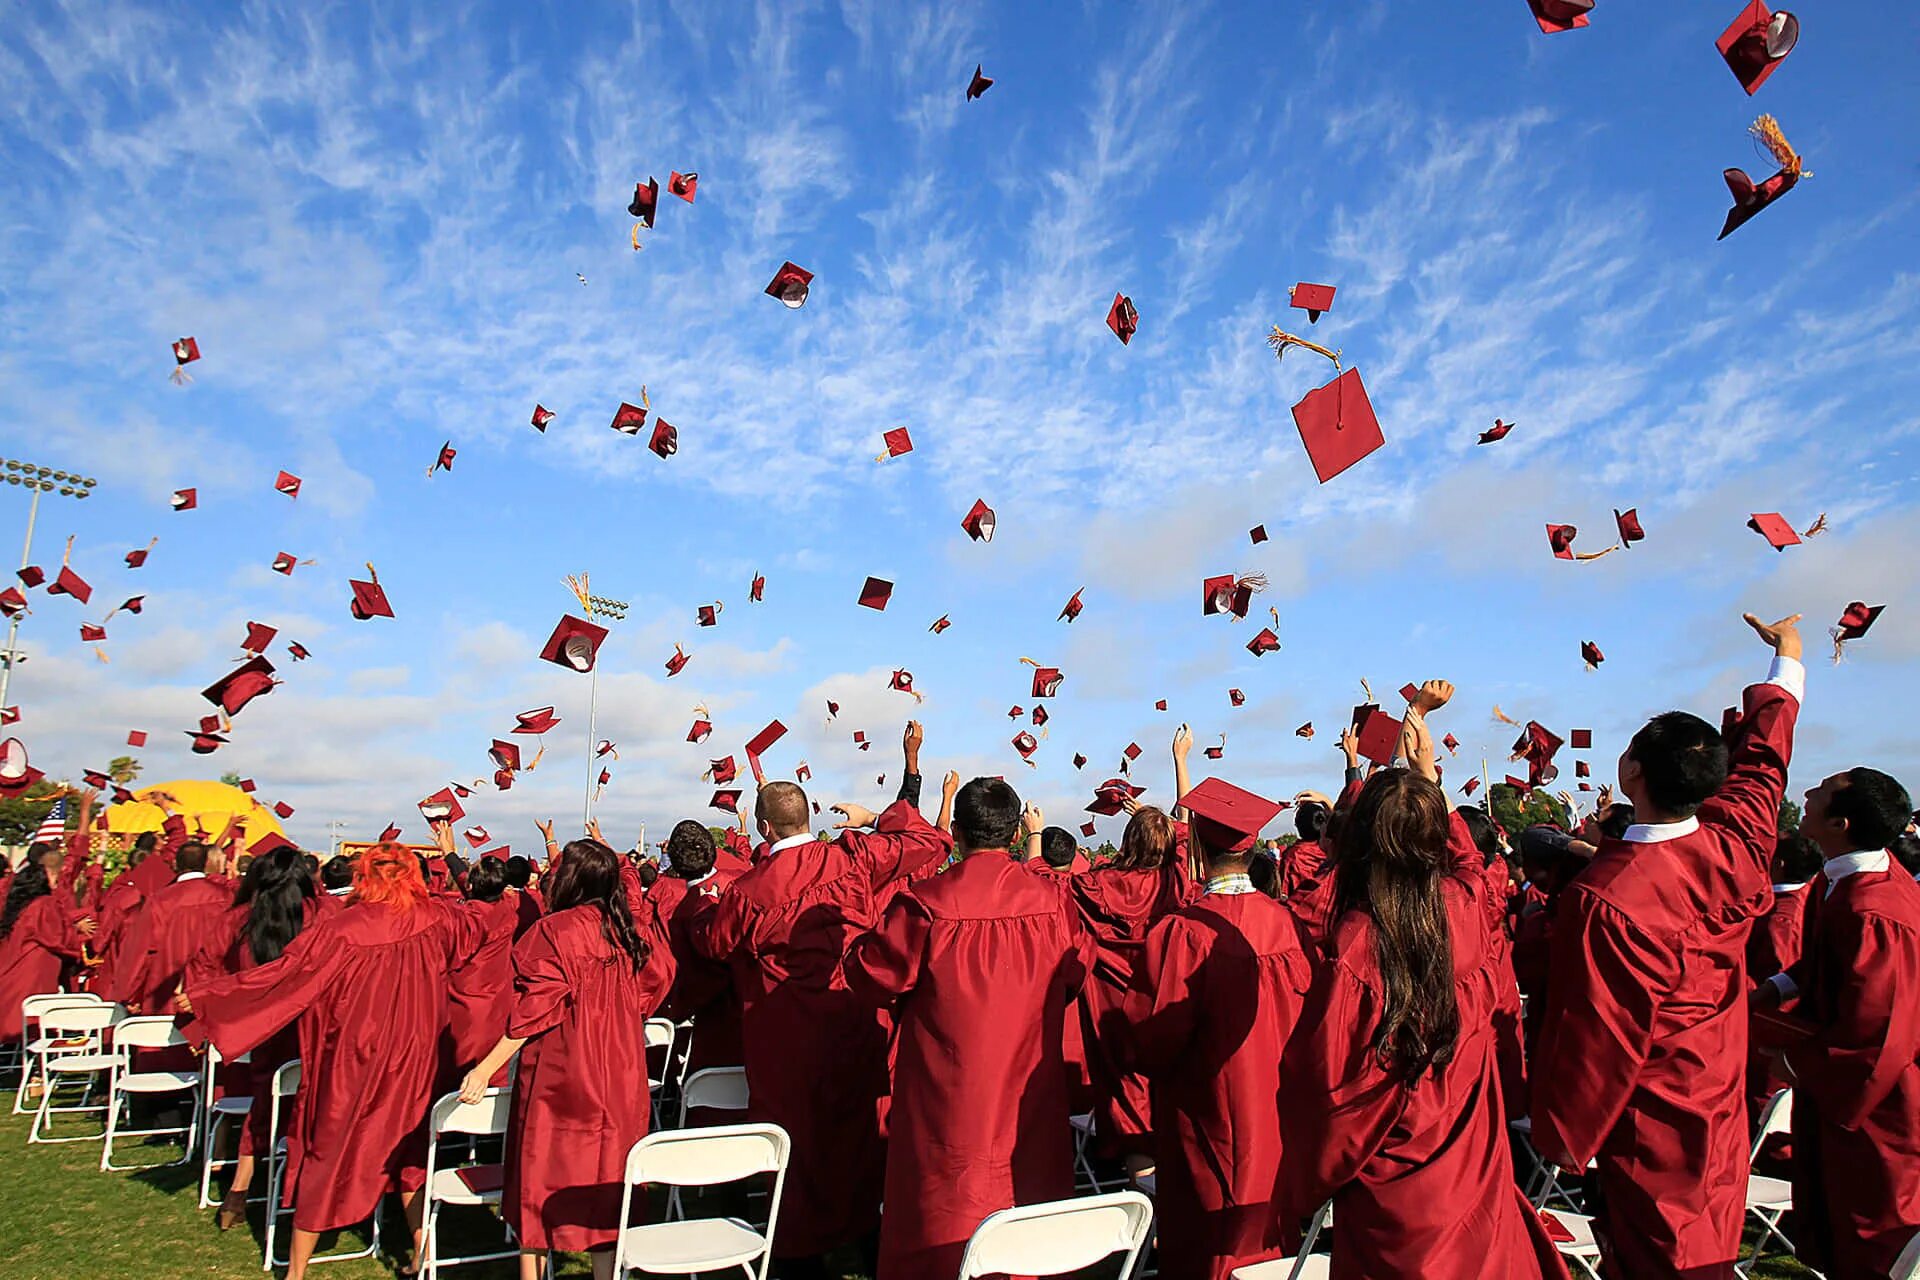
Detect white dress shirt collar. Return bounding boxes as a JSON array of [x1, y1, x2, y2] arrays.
[[1621, 816, 1701, 844], [174, 871, 207, 883], [766, 832, 813, 857], [1821, 849, 1890, 897]]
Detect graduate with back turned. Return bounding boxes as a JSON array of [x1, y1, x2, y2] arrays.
[[1532, 612, 1804, 1279]]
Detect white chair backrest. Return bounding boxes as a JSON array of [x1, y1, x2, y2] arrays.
[[41, 1003, 118, 1036], [430, 1088, 511, 1137], [1750, 1088, 1793, 1161], [113, 1015, 186, 1051], [644, 1017, 676, 1051], [272, 1059, 302, 1098], [958, 1190, 1155, 1279], [681, 1066, 749, 1114], [625, 1123, 789, 1189], [22, 994, 95, 1030], [1891, 1228, 1920, 1280]]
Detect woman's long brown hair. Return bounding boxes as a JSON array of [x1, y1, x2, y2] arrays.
[[545, 839, 648, 973], [1333, 769, 1460, 1083], [1113, 806, 1175, 871]]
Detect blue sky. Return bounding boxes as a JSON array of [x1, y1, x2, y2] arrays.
[[2, 0, 1917, 850]]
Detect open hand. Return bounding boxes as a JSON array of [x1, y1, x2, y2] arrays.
[[1338, 727, 1360, 767], [941, 770, 961, 799], [832, 802, 878, 830], [1024, 802, 1044, 837], [1743, 612, 1803, 662], [1171, 725, 1192, 760], [1410, 679, 1454, 716]]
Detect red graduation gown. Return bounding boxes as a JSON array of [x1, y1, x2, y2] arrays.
[[1281, 811, 1566, 1279], [1068, 858, 1197, 1158], [0, 896, 87, 1042], [650, 868, 743, 1077], [1532, 677, 1796, 1279], [186, 898, 487, 1232], [1783, 866, 1920, 1277], [86, 871, 149, 995], [108, 874, 235, 1012], [691, 799, 951, 1258], [1133, 889, 1315, 1280], [1278, 839, 1337, 948], [1745, 882, 1813, 1127], [504, 904, 671, 1252], [1023, 859, 1097, 1106], [445, 895, 522, 1069], [844, 852, 1095, 1278]]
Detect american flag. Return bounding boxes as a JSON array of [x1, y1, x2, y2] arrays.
[[32, 798, 66, 844]]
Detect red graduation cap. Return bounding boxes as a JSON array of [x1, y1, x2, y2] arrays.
[[1547, 524, 1579, 560], [0, 586, 28, 618], [118, 595, 144, 614], [1228, 688, 1246, 707], [16, 566, 44, 588], [852, 729, 867, 745], [1398, 683, 1421, 704], [1204, 743, 1225, 760], [1296, 722, 1314, 738], [1511, 721, 1565, 787], [796, 761, 812, 783], [49, 566, 91, 604], [1246, 628, 1281, 656], [349, 566, 394, 619], [1202, 573, 1265, 619], [1462, 776, 1482, 796], [1073, 753, 1088, 769], [1249, 525, 1268, 545], [1570, 729, 1592, 749], [1719, 115, 1806, 240], [749, 572, 766, 603], [1581, 640, 1605, 669], [428, 441, 456, 475], [1058, 588, 1085, 622], [1615, 508, 1645, 547], [697, 603, 720, 627], [419, 788, 465, 824], [628, 177, 659, 228], [1031, 705, 1049, 728], [172, 336, 201, 366], [82, 768, 110, 790], [650, 420, 678, 458], [1026, 660, 1063, 698], [127, 730, 147, 747], [125, 539, 156, 569], [858, 577, 893, 611], [1106, 292, 1138, 345], [1354, 708, 1403, 764], [1289, 282, 1336, 324], [242, 621, 278, 655], [707, 755, 738, 785], [80, 622, 107, 642], [889, 668, 918, 697], [272, 801, 295, 820], [1011, 731, 1039, 762], [966, 64, 993, 99], [710, 789, 743, 813], [668, 170, 698, 202], [1292, 367, 1383, 484], [1085, 777, 1144, 816], [1442, 733, 1460, 755], [1526, 0, 1593, 33], [1747, 512, 1801, 550], [0, 738, 42, 793], [745, 720, 787, 765], [827, 701, 840, 720], [198, 714, 223, 734], [1182, 777, 1284, 853], [493, 768, 515, 792], [1007, 706, 1025, 720], [378, 823, 403, 843], [237, 777, 257, 793], [1124, 743, 1143, 761], [610, 401, 648, 435], [1080, 820, 1097, 838], [1576, 761, 1592, 779], [172, 488, 197, 511], [1478, 419, 1515, 444], [687, 718, 712, 744], [766, 261, 813, 308], [275, 471, 301, 499], [515, 706, 561, 735], [187, 729, 228, 754], [1505, 775, 1534, 793], [596, 739, 617, 759], [271, 552, 297, 575], [287, 642, 310, 661], [1155, 699, 1168, 712], [665, 644, 689, 676], [464, 826, 490, 849], [531, 404, 555, 432], [961, 499, 996, 542], [202, 660, 278, 721], [1718, 2, 1798, 95], [929, 614, 951, 634], [488, 739, 522, 774], [878, 427, 914, 461], [1832, 601, 1885, 661], [540, 614, 609, 672]]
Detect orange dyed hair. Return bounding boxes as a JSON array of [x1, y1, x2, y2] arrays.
[[350, 842, 428, 911]]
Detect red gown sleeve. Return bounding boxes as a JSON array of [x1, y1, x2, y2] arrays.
[[1695, 680, 1798, 865], [182, 912, 242, 993], [505, 917, 574, 1040], [690, 880, 749, 963], [1129, 915, 1203, 1075], [842, 889, 932, 1008], [1786, 912, 1920, 1129], [1279, 956, 1401, 1218], [23, 897, 86, 960], [1530, 889, 1673, 1167], [104, 903, 159, 1005], [841, 799, 953, 891], [185, 919, 346, 1060]]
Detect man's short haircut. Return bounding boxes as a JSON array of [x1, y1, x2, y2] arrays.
[[1627, 711, 1729, 816], [756, 782, 810, 835], [133, 832, 158, 854], [1599, 803, 1636, 841], [1890, 832, 1920, 876], [503, 856, 533, 889], [320, 855, 356, 891], [1773, 834, 1824, 883], [1295, 801, 1331, 842], [175, 842, 209, 874], [1039, 826, 1077, 869], [464, 857, 508, 902], [1829, 768, 1914, 853], [667, 820, 718, 879], [954, 778, 1023, 850]]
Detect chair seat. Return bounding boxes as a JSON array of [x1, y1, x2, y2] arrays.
[[429, 1166, 503, 1207], [1071, 1113, 1094, 1135], [620, 1217, 767, 1271], [1543, 1211, 1601, 1255], [46, 1053, 115, 1073], [1748, 1175, 1793, 1211], [26, 1035, 94, 1055], [119, 1070, 202, 1094], [211, 1096, 253, 1115]]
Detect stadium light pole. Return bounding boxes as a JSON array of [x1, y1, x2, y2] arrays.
[[0, 457, 97, 715], [582, 593, 627, 826]]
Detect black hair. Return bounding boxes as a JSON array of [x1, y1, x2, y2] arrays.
[[320, 855, 356, 891], [175, 842, 210, 874], [0, 862, 52, 940], [464, 857, 508, 902], [1627, 711, 1729, 817], [1295, 800, 1331, 843], [1772, 834, 1825, 883], [236, 847, 316, 965], [1829, 768, 1914, 853], [1039, 826, 1077, 870], [546, 840, 648, 973], [1890, 833, 1920, 877], [666, 820, 717, 879], [954, 778, 1023, 850], [25, 841, 56, 867], [303, 853, 322, 879], [1598, 803, 1636, 841], [1455, 806, 1502, 867], [503, 856, 533, 889], [133, 832, 158, 854], [1248, 848, 1280, 897]]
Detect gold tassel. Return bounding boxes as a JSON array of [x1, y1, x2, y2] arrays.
[[527, 745, 545, 772], [1751, 115, 1807, 178], [1803, 513, 1828, 538], [1574, 544, 1619, 562], [1359, 678, 1375, 706], [564, 573, 592, 613], [631, 223, 645, 251], [1491, 705, 1519, 726], [1267, 326, 1342, 369]]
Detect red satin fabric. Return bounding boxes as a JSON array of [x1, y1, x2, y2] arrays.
[[105, 875, 235, 1013], [1133, 891, 1315, 1280], [844, 852, 1095, 1278], [445, 895, 522, 1069], [1784, 867, 1920, 1276], [1532, 680, 1795, 1279], [186, 898, 487, 1232], [1280, 811, 1567, 1279], [0, 896, 87, 1042], [1277, 839, 1336, 948], [691, 799, 950, 1258], [1745, 883, 1812, 1128], [503, 904, 672, 1252], [650, 868, 743, 1078]]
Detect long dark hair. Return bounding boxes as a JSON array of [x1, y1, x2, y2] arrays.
[[235, 847, 316, 965], [0, 862, 52, 940], [1333, 770, 1460, 1083], [545, 840, 648, 973]]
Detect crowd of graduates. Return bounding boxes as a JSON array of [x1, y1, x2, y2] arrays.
[[3, 610, 1919, 1280]]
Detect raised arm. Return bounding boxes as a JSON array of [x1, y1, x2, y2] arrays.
[[895, 720, 924, 809], [1696, 613, 1804, 862], [1171, 725, 1193, 818], [936, 771, 960, 835], [1020, 801, 1044, 861], [842, 890, 933, 1009]]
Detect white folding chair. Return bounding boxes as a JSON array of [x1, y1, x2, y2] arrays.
[[1737, 1088, 1796, 1274], [1512, 1117, 1591, 1211], [101, 1015, 202, 1170], [420, 1088, 517, 1280], [675, 1066, 748, 1129], [644, 1017, 677, 1124], [611, 1122, 790, 1280], [262, 1060, 380, 1270], [197, 1043, 254, 1207], [1892, 1229, 1920, 1280], [28, 1001, 118, 1145], [13, 992, 103, 1114], [1071, 1112, 1109, 1192], [1231, 1199, 1332, 1279], [957, 1189, 1155, 1280]]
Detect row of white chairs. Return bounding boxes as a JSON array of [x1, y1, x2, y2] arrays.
[[15, 993, 203, 1171]]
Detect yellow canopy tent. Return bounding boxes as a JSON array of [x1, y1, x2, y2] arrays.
[[102, 780, 287, 848]]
